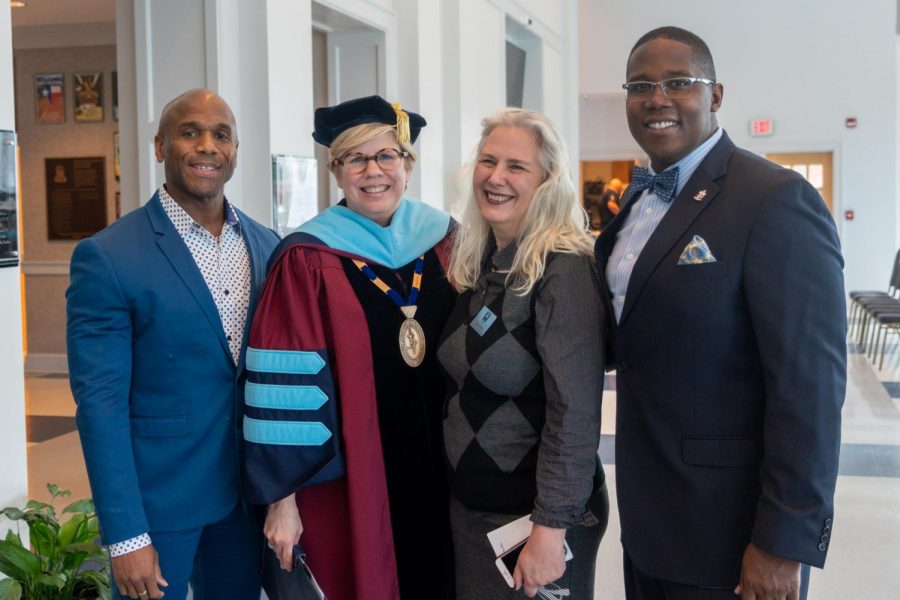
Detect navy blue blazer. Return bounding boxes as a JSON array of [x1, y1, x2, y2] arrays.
[[595, 132, 846, 586], [67, 192, 279, 544]]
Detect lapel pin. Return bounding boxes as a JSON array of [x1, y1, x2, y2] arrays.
[[693, 189, 707, 202]]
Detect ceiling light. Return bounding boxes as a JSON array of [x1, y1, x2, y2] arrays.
[[10, 1, 27, 8]]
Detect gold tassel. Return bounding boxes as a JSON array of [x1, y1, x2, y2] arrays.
[[391, 102, 410, 144]]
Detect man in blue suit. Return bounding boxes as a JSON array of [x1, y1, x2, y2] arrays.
[[595, 28, 846, 600], [67, 89, 279, 600]]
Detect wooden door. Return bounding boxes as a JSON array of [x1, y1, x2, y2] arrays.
[[765, 152, 833, 211]]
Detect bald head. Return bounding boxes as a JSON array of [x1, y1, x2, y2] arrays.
[[154, 89, 239, 208], [157, 89, 237, 141]]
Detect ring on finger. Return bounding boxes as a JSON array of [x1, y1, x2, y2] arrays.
[[138, 591, 148, 597]]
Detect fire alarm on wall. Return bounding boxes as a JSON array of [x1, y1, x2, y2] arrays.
[[845, 210, 855, 221], [845, 117, 858, 128]]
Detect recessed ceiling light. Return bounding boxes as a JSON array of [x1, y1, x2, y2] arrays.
[[10, 1, 27, 8]]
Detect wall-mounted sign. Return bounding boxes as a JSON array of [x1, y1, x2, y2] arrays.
[[750, 119, 774, 137], [45, 157, 107, 240], [272, 155, 317, 237], [0, 130, 18, 268]]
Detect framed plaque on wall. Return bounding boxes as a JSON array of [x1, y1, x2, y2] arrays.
[[45, 157, 107, 240], [0, 130, 18, 267]]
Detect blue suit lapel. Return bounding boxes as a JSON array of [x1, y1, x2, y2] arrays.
[[619, 134, 736, 327], [145, 193, 233, 363], [233, 208, 272, 374]]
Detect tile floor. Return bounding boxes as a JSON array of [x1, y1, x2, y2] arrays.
[[21, 342, 900, 599]]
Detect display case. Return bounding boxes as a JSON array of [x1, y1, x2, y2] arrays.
[[0, 130, 18, 268]]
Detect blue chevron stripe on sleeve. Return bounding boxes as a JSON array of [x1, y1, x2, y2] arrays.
[[246, 348, 325, 374], [245, 382, 329, 411], [243, 416, 333, 446]]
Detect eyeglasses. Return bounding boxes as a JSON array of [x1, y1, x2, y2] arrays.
[[622, 77, 715, 102], [333, 148, 409, 174]]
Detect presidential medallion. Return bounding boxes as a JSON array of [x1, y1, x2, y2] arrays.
[[399, 318, 426, 367]]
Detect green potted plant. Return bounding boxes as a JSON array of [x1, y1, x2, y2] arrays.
[[0, 484, 110, 600]]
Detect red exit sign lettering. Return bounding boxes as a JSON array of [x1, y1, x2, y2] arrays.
[[750, 119, 774, 137]]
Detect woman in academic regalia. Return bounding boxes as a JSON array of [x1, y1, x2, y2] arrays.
[[243, 95, 455, 600]]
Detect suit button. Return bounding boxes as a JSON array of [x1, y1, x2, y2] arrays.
[[821, 533, 829, 543], [824, 518, 833, 527], [817, 542, 827, 552], [617, 362, 628, 373]]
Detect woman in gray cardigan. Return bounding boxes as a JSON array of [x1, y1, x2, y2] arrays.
[[438, 108, 609, 599]]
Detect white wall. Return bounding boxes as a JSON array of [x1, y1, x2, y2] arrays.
[[0, 2, 29, 531], [117, 0, 317, 227], [578, 0, 897, 292], [442, 0, 579, 212]]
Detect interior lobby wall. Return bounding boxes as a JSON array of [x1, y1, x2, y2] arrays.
[[578, 0, 897, 292], [0, 2, 29, 531], [13, 44, 119, 368]]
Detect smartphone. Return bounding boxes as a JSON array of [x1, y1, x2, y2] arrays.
[[493, 538, 574, 589], [494, 539, 527, 588]]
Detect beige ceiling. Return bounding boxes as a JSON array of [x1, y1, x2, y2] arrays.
[[11, 0, 115, 27]]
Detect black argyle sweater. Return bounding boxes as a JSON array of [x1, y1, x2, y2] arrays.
[[437, 248, 550, 515]]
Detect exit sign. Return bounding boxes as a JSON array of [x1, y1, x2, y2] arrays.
[[750, 119, 774, 136]]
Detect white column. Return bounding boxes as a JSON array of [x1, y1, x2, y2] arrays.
[[0, 2, 29, 530]]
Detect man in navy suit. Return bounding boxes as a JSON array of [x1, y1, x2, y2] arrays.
[[595, 28, 846, 600], [67, 89, 279, 599]]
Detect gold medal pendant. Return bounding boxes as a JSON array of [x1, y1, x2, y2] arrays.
[[399, 306, 426, 367], [353, 256, 427, 368]]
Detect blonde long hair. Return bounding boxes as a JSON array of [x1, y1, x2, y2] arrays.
[[447, 108, 594, 295]]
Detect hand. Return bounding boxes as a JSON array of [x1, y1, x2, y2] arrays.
[[513, 525, 567, 598], [265, 494, 303, 571], [111, 544, 167, 599], [735, 542, 801, 600]]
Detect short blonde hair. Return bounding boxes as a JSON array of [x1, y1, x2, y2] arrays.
[[447, 108, 593, 295], [327, 123, 416, 175]]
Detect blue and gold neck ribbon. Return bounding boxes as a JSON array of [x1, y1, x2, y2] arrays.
[[352, 255, 424, 318]]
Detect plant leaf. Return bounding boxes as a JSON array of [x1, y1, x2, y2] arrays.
[[61, 499, 95, 516], [0, 508, 24, 522], [74, 569, 111, 600], [0, 579, 23, 600], [46, 484, 71, 500], [2, 531, 21, 547], [63, 542, 103, 554], [27, 519, 57, 560], [58, 513, 87, 548], [0, 539, 41, 580], [37, 572, 66, 589], [24, 500, 52, 513], [21, 510, 59, 530]]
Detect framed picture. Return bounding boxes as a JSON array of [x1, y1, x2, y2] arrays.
[[113, 131, 120, 181], [35, 73, 65, 124], [74, 72, 103, 122], [112, 70, 118, 122], [45, 157, 107, 240]]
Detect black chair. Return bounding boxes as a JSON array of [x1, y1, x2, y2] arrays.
[[849, 248, 900, 349]]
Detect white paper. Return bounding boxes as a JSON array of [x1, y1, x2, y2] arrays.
[[486, 514, 573, 561]]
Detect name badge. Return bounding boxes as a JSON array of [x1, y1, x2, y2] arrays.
[[471, 305, 497, 336]]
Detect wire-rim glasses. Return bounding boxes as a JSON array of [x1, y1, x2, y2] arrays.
[[334, 147, 409, 174], [622, 77, 715, 102]]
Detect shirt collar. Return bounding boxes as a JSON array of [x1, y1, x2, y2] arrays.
[[651, 127, 723, 196], [159, 185, 241, 235]]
